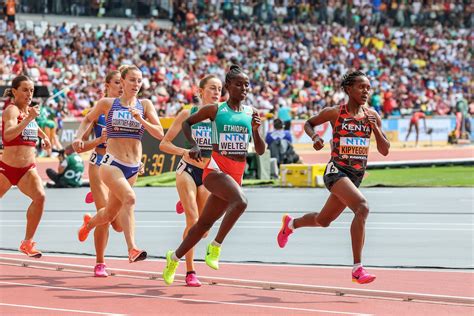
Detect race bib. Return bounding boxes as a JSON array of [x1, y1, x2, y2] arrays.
[[21, 120, 39, 141], [101, 153, 112, 165], [89, 152, 98, 164], [192, 126, 212, 150], [175, 159, 186, 175], [325, 162, 339, 175], [111, 110, 142, 131], [218, 133, 249, 155], [340, 137, 370, 156]]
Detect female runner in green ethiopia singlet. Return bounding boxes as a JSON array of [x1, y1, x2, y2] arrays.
[[162, 65, 266, 285]]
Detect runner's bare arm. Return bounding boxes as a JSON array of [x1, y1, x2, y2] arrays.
[[2, 106, 38, 142], [159, 109, 190, 156], [73, 98, 111, 151], [37, 127, 51, 149], [134, 99, 164, 140], [304, 107, 338, 150], [367, 109, 390, 156], [252, 108, 265, 155], [182, 104, 218, 162]]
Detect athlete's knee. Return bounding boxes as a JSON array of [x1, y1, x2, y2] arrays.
[[354, 200, 369, 219], [121, 192, 136, 208], [185, 212, 199, 227], [232, 195, 248, 214], [32, 191, 46, 206], [195, 218, 214, 232]]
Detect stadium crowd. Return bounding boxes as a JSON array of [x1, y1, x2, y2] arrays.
[[0, 1, 472, 127]]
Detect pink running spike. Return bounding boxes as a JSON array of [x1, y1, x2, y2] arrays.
[[185, 272, 202, 287], [85, 191, 94, 204], [176, 201, 184, 214], [94, 263, 108, 277], [277, 214, 294, 248], [352, 266, 376, 284]]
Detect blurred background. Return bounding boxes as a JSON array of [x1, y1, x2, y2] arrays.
[[0, 0, 472, 185]]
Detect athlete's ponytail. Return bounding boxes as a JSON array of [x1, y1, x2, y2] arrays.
[[3, 88, 13, 98]]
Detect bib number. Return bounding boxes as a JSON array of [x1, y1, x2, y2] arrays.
[[325, 162, 339, 175], [101, 153, 112, 165], [89, 152, 98, 164], [175, 159, 186, 175]]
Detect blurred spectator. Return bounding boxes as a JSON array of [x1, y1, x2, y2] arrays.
[[5, 0, 14, 25], [277, 103, 293, 131], [46, 145, 84, 188], [266, 118, 299, 166], [265, 118, 292, 148], [0, 2, 471, 123]]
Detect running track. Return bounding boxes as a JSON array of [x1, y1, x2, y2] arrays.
[[0, 253, 472, 315]]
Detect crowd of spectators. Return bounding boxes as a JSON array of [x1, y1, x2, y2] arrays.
[[0, 1, 472, 127]]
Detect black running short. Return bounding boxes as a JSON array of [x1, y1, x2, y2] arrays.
[[323, 161, 364, 191], [176, 159, 204, 187]]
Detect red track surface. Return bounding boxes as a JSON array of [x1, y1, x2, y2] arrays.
[[1, 253, 472, 315]]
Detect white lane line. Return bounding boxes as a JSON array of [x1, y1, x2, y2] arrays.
[[1, 252, 472, 273], [0, 224, 472, 231], [0, 281, 370, 316], [0, 303, 124, 315]]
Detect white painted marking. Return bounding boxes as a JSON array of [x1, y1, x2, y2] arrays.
[[1, 252, 471, 273], [0, 281, 370, 316]]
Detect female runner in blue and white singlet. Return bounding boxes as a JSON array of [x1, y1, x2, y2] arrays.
[[74, 65, 164, 263]]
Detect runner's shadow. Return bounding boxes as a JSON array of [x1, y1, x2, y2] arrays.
[[234, 292, 358, 305], [0, 274, 89, 287], [55, 283, 168, 300]]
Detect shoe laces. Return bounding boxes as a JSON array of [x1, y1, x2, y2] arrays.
[[168, 258, 179, 270], [209, 245, 220, 258], [95, 263, 106, 270]]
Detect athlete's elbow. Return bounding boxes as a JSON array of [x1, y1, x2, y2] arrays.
[[157, 130, 164, 140], [152, 128, 164, 140], [158, 140, 168, 151], [379, 146, 389, 156], [255, 146, 266, 155]]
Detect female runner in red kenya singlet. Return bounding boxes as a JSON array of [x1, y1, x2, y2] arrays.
[[277, 71, 390, 284], [0, 75, 51, 258]]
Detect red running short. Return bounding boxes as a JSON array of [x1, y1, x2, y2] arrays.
[[203, 152, 246, 186], [0, 161, 36, 185]]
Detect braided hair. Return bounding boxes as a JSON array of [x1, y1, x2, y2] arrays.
[[341, 71, 367, 93], [225, 64, 244, 85]]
